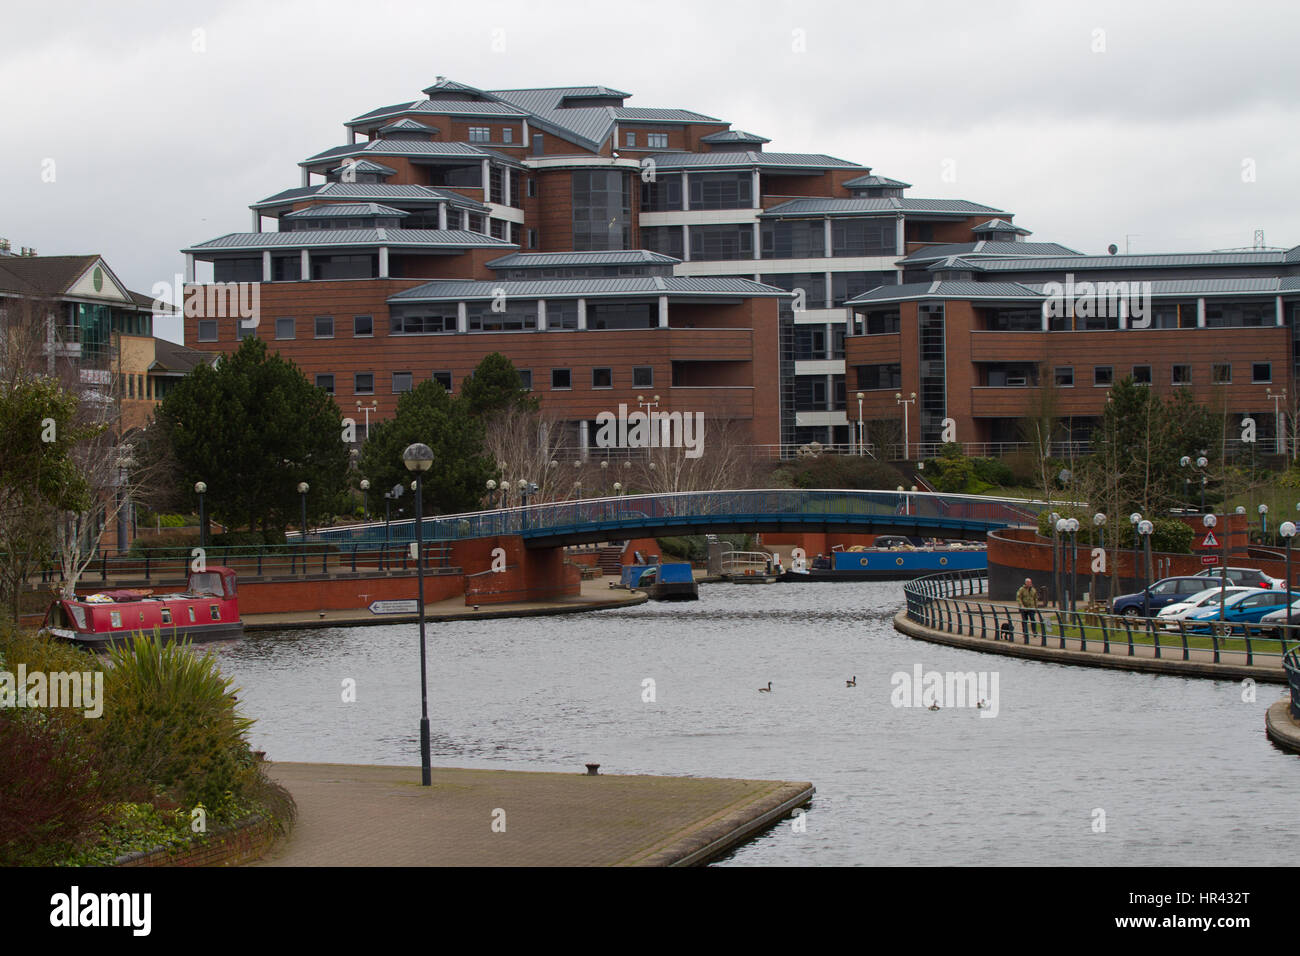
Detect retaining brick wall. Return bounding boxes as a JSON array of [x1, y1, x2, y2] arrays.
[[115, 814, 278, 867]]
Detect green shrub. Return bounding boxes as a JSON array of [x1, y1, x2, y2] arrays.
[[1036, 511, 1194, 554], [972, 457, 1014, 487], [781, 455, 906, 491], [657, 534, 749, 562]]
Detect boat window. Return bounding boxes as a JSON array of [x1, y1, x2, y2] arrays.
[[110, 611, 122, 628], [190, 571, 221, 596], [210, 605, 221, 621], [161, 607, 172, 624], [188, 606, 196, 623], [68, 605, 87, 629]]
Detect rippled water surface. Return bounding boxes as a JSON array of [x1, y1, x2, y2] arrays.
[[216, 581, 1300, 865]]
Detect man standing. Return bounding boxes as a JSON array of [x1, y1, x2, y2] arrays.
[[1016, 577, 1039, 640]]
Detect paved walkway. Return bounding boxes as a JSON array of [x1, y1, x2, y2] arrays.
[[1265, 699, 1300, 754], [243, 577, 644, 630], [255, 762, 813, 867], [895, 611, 1288, 682]]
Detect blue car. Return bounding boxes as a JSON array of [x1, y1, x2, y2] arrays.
[[1182, 588, 1300, 634], [1113, 576, 1220, 617]]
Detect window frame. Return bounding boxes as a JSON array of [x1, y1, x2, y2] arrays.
[[353, 314, 374, 337], [551, 368, 572, 390], [197, 319, 218, 342], [1211, 363, 1232, 384], [592, 367, 613, 389], [632, 366, 654, 388], [275, 316, 296, 340], [354, 372, 375, 395], [1054, 366, 1074, 388], [1252, 362, 1272, 384], [1093, 365, 1114, 387], [1172, 364, 1192, 385], [314, 315, 334, 338], [315, 374, 335, 395], [392, 371, 413, 394]]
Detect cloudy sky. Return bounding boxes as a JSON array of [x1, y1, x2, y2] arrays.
[[3, 0, 1298, 341]]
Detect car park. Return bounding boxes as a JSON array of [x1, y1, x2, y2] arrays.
[[1182, 588, 1300, 634], [1192, 566, 1283, 589], [1156, 586, 1255, 627], [1112, 576, 1225, 617]]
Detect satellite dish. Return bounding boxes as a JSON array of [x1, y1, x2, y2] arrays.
[[1107, 244, 1118, 255]]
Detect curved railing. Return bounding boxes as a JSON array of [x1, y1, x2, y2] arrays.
[[306, 488, 1050, 546], [904, 570, 1300, 668], [1285, 648, 1300, 719]]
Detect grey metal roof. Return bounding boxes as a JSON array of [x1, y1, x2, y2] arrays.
[[252, 183, 488, 211], [1285, 246, 1300, 263], [649, 151, 863, 170], [389, 275, 790, 302], [901, 241, 1082, 263], [302, 140, 489, 166], [846, 281, 1042, 304], [610, 107, 721, 122], [970, 252, 1291, 272], [347, 99, 527, 126], [281, 203, 410, 219], [485, 250, 681, 269], [184, 229, 514, 254], [843, 174, 911, 189], [421, 77, 495, 97], [972, 218, 1030, 235], [700, 129, 771, 144], [848, 275, 1300, 305], [761, 197, 1006, 217], [378, 118, 438, 134], [328, 159, 396, 176]]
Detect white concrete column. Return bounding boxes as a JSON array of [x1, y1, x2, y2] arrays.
[[681, 173, 689, 211], [895, 215, 905, 255], [262, 251, 272, 282], [824, 217, 833, 257], [504, 167, 512, 206], [252, 210, 261, 232], [300, 249, 311, 281], [1118, 299, 1128, 330], [481, 159, 491, 199], [301, 168, 310, 187], [522, 118, 530, 144], [461, 209, 469, 230], [579, 420, 590, 460], [1277, 296, 1285, 326], [457, 302, 468, 334], [1197, 298, 1206, 328], [349, 129, 356, 145], [752, 221, 761, 260], [378, 247, 389, 278], [537, 300, 547, 331], [184, 254, 195, 284], [682, 224, 691, 262], [577, 298, 587, 330], [824, 272, 832, 308], [751, 169, 761, 208], [438, 204, 448, 230], [658, 295, 669, 328]]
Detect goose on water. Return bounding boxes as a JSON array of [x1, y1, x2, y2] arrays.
[[759, 682, 772, 693]]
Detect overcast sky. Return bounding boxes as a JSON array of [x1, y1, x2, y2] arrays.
[[4, 0, 1299, 342]]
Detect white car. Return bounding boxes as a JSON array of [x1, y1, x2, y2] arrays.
[[1157, 586, 1256, 626], [1258, 600, 1300, 633]]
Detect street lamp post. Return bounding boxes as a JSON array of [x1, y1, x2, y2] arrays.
[[360, 479, 370, 523], [856, 391, 865, 456], [1203, 513, 1225, 622], [402, 442, 435, 787], [385, 482, 404, 549], [1281, 521, 1297, 632], [1129, 512, 1141, 606], [1093, 512, 1107, 604], [1138, 520, 1153, 617], [194, 481, 208, 549], [1050, 511, 1061, 609], [297, 482, 309, 541], [894, 391, 916, 461], [1268, 387, 1287, 456], [600, 459, 609, 496], [1066, 518, 1080, 612], [356, 399, 378, 441], [1259, 503, 1269, 541]]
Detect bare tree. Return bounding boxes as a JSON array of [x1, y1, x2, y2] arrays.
[[481, 405, 578, 504]]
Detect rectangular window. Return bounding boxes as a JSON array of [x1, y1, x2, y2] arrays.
[[527, 228, 537, 249], [197, 319, 218, 342], [469, 127, 490, 142], [592, 367, 613, 389], [1172, 364, 1192, 385], [689, 224, 753, 261], [545, 301, 579, 330], [237, 322, 255, 340], [210, 605, 221, 621], [502, 128, 513, 144], [1132, 365, 1152, 385], [855, 363, 901, 390], [316, 374, 334, 395], [275, 316, 295, 340], [314, 315, 334, 338], [432, 371, 452, 393], [1253, 362, 1272, 383], [392, 371, 413, 393], [1094, 366, 1113, 386], [532, 134, 544, 155], [391, 312, 457, 334], [354, 373, 374, 395], [1212, 363, 1232, 384], [1055, 366, 1074, 387], [633, 366, 653, 388], [526, 177, 536, 198], [625, 132, 636, 147], [551, 368, 571, 390], [647, 133, 668, 148], [354, 315, 373, 337], [688, 172, 752, 210], [518, 369, 532, 391]]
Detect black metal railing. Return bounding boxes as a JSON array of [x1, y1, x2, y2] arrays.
[[1285, 648, 1300, 720], [904, 570, 1300, 667]]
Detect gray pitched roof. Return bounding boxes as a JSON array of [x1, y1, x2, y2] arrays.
[[389, 275, 790, 302], [848, 274, 1300, 306], [302, 140, 489, 166], [378, 118, 438, 135], [347, 99, 528, 126], [761, 197, 1006, 217], [648, 151, 862, 170], [150, 338, 219, 375], [843, 174, 911, 189], [328, 159, 397, 176], [252, 183, 488, 212], [970, 252, 1292, 272], [972, 218, 1030, 235], [281, 203, 410, 219], [699, 129, 771, 144], [486, 250, 681, 269], [900, 241, 1084, 263], [184, 229, 514, 254]]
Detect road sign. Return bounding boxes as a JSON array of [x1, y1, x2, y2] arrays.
[[1200, 531, 1219, 548], [1200, 555, 1220, 565], [368, 599, 418, 615]]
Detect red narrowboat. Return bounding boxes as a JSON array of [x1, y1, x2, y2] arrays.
[[39, 566, 244, 650]]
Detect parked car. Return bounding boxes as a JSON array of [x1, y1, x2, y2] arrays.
[[1257, 600, 1300, 636], [1113, 576, 1226, 617], [1183, 589, 1300, 634], [1156, 586, 1256, 627], [1193, 566, 1283, 589]]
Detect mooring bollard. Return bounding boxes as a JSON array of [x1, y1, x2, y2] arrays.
[[585, 763, 600, 776]]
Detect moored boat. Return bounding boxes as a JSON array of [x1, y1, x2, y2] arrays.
[[638, 562, 699, 601], [39, 566, 244, 650], [781, 538, 986, 582]]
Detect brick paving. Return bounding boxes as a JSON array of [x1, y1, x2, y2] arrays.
[[254, 762, 813, 867]]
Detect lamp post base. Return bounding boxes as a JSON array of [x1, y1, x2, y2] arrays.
[[420, 716, 431, 786]]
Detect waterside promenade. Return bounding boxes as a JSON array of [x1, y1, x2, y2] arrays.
[[255, 762, 814, 867]]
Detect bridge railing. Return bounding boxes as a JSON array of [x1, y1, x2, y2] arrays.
[[304, 489, 1050, 546], [905, 570, 1300, 667], [1286, 648, 1300, 719]]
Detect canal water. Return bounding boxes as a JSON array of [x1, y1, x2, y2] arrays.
[[216, 581, 1300, 866]]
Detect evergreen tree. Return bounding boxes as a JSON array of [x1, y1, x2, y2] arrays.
[[460, 352, 538, 418]]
